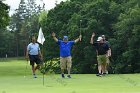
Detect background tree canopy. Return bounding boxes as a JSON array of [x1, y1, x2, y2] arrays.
[[0, 0, 140, 74], [40, 0, 140, 74], [0, 1, 10, 57]]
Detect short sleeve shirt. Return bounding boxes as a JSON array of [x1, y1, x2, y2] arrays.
[[93, 42, 109, 55], [105, 41, 111, 48], [57, 40, 75, 57], [27, 43, 40, 55]]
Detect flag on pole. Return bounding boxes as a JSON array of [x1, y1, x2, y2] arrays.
[[37, 27, 45, 86], [37, 28, 45, 45]]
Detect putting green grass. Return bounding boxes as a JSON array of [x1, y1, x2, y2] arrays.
[[0, 59, 140, 93]]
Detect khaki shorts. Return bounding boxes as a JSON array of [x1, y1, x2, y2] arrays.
[[97, 55, 107, 65], [60, 56, 72, 69]]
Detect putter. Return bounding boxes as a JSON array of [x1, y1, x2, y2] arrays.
[[24, 59, 28, 78]]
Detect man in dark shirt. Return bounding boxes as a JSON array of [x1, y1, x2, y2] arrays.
[[102, 35, 111, 74], [90, 32, 109, 77]]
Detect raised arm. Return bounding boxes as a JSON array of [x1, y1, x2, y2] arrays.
[[106, 41, 111, 57], [52, 32, 58, 42], [74, 35, 82, 43], [90, 32, 95, 44]]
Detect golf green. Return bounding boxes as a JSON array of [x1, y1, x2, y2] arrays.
[[0, 59, 140, 93]]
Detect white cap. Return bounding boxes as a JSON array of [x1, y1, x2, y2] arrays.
[[102, 35, 105, 37], [97, 37, 103, 41]]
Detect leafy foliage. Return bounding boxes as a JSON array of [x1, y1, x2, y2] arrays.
[[40, 0, 140, 74], [0, 0, 140, 74], [0, 1, 9, 29]]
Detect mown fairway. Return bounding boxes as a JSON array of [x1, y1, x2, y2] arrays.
[[0, 59, 140, 93]]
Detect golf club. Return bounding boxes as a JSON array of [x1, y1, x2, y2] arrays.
[[24, 59, 28, 78], [80, 20, 82, 41]]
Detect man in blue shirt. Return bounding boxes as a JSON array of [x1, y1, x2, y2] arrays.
[[26, 36, 43, 78], [52, 32, 82, 78]]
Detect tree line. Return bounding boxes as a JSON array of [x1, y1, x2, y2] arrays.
[[0, 0, 140, 73]]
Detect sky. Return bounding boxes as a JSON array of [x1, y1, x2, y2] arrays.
[[3, 0, 67, 15]]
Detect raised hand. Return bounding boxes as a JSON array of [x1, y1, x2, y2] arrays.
[[91, 32, 95, 38], [79, 35, 82, 41], [52, 32, 58, 42], [52, 32, 56, 37]]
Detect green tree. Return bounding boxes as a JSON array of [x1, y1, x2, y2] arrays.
[[41, 0, 123, 73], [113, 4, 140, 73], [0, 1, 9, 29], [0, 1, 10, 57], [9, 0, 44, 57]]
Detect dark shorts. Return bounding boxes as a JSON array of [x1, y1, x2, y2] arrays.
[[29, 55, 42, 66]]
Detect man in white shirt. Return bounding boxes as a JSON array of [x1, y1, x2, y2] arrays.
[[26, 36, 43, 78]]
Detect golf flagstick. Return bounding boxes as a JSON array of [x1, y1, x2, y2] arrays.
[[37, 27, 45, 86], [42, 45, 45, 86]]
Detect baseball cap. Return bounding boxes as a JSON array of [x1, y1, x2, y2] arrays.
[[102, 35, 105, 37], [97, 37, 103, 41], [63, 36, 68, 40]]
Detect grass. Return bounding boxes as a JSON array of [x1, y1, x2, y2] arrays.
[[0, 59, 140, 93]]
